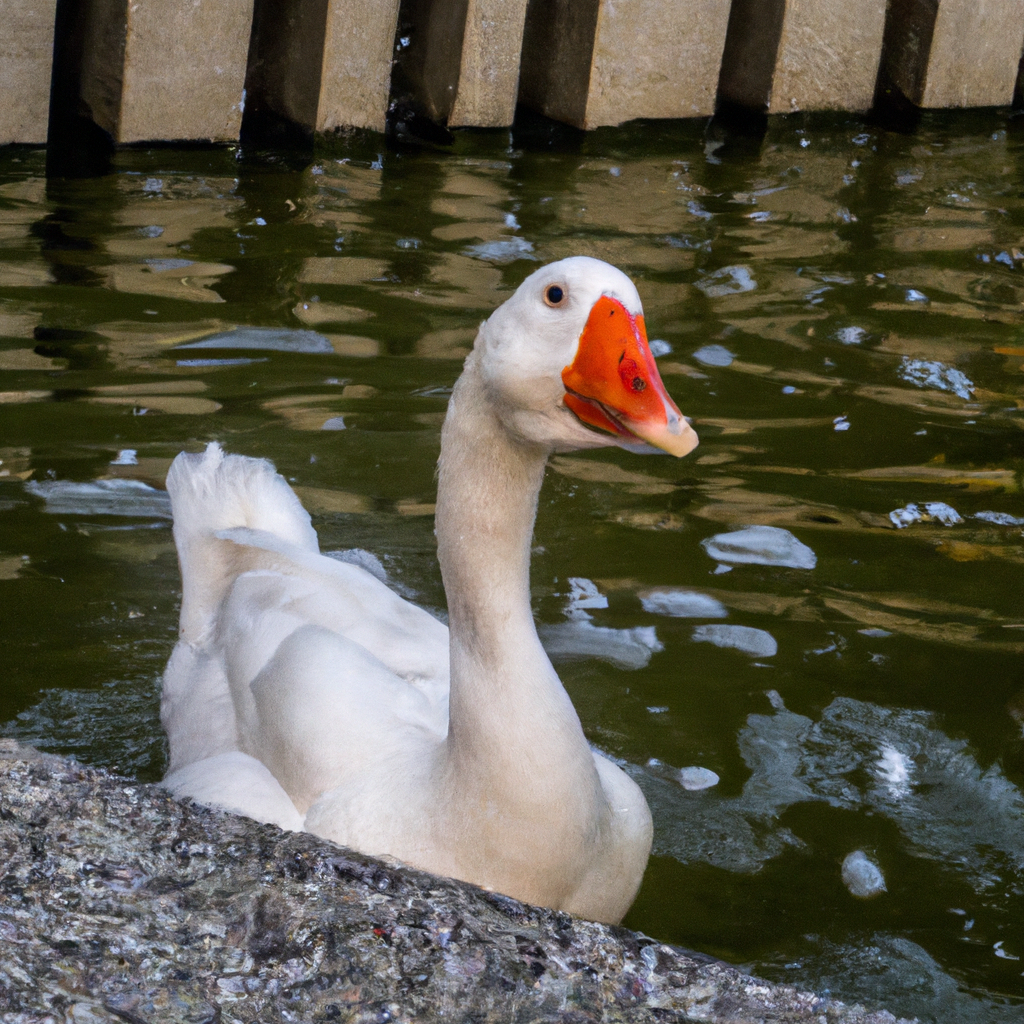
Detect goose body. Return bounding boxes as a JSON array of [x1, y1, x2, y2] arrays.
[[161, 257, 698, 924]]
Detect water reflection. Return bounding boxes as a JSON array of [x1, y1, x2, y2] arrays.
[[2, 113, 1024, 1020]]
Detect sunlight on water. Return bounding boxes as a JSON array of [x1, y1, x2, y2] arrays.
[[2, 109, 1024, 1021]]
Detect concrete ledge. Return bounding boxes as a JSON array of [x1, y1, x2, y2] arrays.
[[74, 0, 255, 144], [520, 0, 733, 129], [717, 0, 887, 114], [399, 0, 531, 128], [880, 0, 1024, 109], [0, 0, 57, 144], [0, 740, 912, 1024], [244, 0, 401, 135], [11, 0, 1024, 146]]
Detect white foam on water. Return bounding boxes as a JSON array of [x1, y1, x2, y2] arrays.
[[695, 265, 756, 297], [975, 511, 1024, 526], [692, 624, 778, 658], [875, 744, 913, 799], [890, 502, 963, 529], [702, 525, 817, 569], [539, 620, 662, 670], [539, 576, 662, 668], [566, 577, 609, 615], [790, 933, 1022, 1024], [177, 327, 335, 354], [634, 695, 1024, 891], [324, 548, 389, 583], [25, 479, 172, 519], [144, 257, 192, 272], [842, 850, 887, 898], [176, 358, 267, 368], [899, 357, 975, 400], [692, 344, 735, 367], [647, 759, 720, 791], [677, 766, 720, 791], [462, 238, 535, 263], [640, 589, 728, 618], [835, 326, 866, 345]]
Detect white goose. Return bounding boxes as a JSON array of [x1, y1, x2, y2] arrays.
[[160, 256, 698, 924]]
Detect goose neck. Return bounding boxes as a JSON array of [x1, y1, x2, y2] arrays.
[[435, 360, 547, 652]]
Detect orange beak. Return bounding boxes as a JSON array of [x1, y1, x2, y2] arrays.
[[562, 295, 698, 457]]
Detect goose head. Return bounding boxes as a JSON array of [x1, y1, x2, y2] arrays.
[[474, 256, 698, 457]]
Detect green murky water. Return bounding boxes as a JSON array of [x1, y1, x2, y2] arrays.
[[3, 110, 1024, 1021]]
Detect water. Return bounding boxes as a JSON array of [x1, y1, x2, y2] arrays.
[[2, 109, 1024, 1021]]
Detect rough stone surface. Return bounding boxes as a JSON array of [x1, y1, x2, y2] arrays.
[[76, 0, 129, 141], [78, 0, 255, 143], [718, 0, 886, 114], [243, 0, 329, 134], [319, 0, 402, 132], [771, 0, 886, 112], [715, 0, 787, 113], [0, 740, 914, 1024], [0, 0, 57, 144], [520, 0, 733, 129], [245, 0, 401, 134], [882, 0, 1024, 109], [402, 0, 530, 128], [519, 0, 600, 128], [448, 0, 531, 128]]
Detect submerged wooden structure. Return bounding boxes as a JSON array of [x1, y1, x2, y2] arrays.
[[2, 1, 1024, 144]]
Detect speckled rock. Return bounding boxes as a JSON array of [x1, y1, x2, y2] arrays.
[[0, 740, 913, 1024]]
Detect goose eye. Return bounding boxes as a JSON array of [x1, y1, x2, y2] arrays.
[[544, 284, 566, 307]]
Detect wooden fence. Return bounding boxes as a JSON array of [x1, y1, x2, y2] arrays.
[[3, 0, 1024, 147]]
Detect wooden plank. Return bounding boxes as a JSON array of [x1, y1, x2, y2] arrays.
[[245, 0, 400, 134], [881, 0, 1024, 109], [0, 0, 58, 144], [77, 0, 255, 144], [520, 0, 732, 129], [402, 0, 530, 128]]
